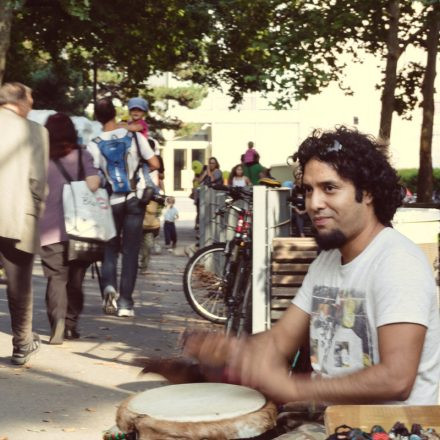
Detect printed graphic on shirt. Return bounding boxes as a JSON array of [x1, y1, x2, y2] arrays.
[[309, 285, 373, 376]]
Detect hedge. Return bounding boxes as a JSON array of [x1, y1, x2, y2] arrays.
[[398, 168, 440, 194]]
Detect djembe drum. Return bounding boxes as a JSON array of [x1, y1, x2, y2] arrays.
[[116, 382, 278, 440]]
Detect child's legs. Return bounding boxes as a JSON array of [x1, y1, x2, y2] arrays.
[[170, 223, 177, 246], [164, 221, 172, 245]]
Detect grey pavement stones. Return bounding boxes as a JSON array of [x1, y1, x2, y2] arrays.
[[0, 224, 219, 440]]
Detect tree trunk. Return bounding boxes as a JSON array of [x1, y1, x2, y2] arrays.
[[378, 0, 400, 143], [93, 61, 98, 109], [417, 3, 439, 203], [0, 2, 13, 84]]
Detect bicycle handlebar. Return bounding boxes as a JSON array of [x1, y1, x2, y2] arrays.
[[211, 184, 252, 200]]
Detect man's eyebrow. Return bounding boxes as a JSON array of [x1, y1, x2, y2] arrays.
[[303, 179, 340, 187]]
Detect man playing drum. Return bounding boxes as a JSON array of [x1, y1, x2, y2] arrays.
[[185, 127, 440, 413]]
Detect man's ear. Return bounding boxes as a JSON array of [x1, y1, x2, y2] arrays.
[[364, 191, 373, 205]]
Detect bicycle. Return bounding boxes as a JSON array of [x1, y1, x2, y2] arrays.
[[183, 185, 253, 335]]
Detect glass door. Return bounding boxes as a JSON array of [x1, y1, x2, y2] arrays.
[[173, 149, 187, 191]]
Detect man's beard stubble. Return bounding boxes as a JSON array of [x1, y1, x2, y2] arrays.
[[313, 228, 347, 251]]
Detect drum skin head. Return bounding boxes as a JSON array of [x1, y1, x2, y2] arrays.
[[127, 383, 266, 422], [117, 382, 278, 440]]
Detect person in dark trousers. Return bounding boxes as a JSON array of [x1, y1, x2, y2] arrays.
[[163, 196, 179, 250], [39, 113, 100, 344], [0, 82, 49, 365], [87, 98, 159, 317]]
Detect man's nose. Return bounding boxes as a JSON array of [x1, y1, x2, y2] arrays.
[[307, 190, 325, 211]]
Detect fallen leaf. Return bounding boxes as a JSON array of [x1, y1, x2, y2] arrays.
[[42, 419, 51, 423], [85, 407, 96, 412]]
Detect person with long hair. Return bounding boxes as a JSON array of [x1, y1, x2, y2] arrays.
[[39, 113, 100, 344], [198, 157, 223, 187], [228, 164, 251, 187]]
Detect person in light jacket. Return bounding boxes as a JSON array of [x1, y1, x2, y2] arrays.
[[0, 82, 49, 365]]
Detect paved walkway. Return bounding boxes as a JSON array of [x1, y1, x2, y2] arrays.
[[0, 218, 219, 440]]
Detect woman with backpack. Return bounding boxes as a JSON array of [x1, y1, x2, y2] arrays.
[[39, 113, 100, 344]]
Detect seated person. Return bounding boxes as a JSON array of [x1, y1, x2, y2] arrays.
[[185, 127, 440, 413]]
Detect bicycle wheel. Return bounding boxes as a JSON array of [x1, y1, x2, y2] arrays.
[[225, 258, 252, 336], [183, 243, 229, 323]]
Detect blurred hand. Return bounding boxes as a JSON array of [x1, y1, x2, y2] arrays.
[[183, 330, 296, 403], [183, 330, 233, 368], [226, 334, 294, 403]]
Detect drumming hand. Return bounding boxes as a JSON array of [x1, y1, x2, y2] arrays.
[[183, 331, 234, 368], [226, 335, 295, 403], [140, 357, 206, 384]]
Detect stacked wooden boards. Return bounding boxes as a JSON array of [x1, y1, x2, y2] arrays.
[[270, 237, 318, 323]]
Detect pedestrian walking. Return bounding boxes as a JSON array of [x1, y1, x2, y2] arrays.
[[0, 82, 49, 365], [140, 201, 161, 274], [163, 197, 179, 250], [87, 98, 159, 317], [39, 113, 100, 344]]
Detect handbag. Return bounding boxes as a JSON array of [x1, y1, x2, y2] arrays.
[[53, 148, 116, 263]]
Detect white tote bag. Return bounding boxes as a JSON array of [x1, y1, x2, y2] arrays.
[[63, 181, 116, 242]]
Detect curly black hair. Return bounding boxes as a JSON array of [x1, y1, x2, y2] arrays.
[[293, 126, 403, 226]]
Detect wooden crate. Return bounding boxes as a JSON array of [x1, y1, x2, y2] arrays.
[[325, 405, 440, 434], [270, 237, 318, 323]]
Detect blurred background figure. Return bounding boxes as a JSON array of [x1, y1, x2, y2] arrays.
[[139, 201, 161, 275], [39, 113, 100, 344], [197, 157, 223, 187], [228, 163, 251, 187], [291, 185, 308, 237], [241, 141, 259, 166], [163, 196, 179, 250]]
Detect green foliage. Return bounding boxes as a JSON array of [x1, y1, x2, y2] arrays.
[[3, 0, 436, 113], [152, 86, 208, 109], [175, 122, 203, 138], [59, 0, 90, 20], [398, 168, 440, 193], [30, 62, 92, 114]]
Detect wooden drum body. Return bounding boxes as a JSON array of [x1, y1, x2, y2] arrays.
[[117, 383, 278, 440]]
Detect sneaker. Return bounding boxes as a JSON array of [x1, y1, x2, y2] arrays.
[[102, 286, 118, 315], [117, 308, 135, 317], [11, 333, 41, 365]]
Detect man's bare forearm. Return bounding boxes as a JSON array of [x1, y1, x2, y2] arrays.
[[275, 363, 410, 404]]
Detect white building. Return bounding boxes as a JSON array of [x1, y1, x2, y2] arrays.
[[158, 51, 440, 196]]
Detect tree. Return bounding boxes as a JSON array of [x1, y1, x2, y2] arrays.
[[417, 1, 440, 202], [0, 1, 14, 84], [3, 0, 438, 186]]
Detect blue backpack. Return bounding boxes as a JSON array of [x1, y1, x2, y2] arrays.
[[94, 133, 134, 193]]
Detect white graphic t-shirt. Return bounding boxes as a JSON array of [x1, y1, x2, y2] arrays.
[[293, 227, 440, 404]]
